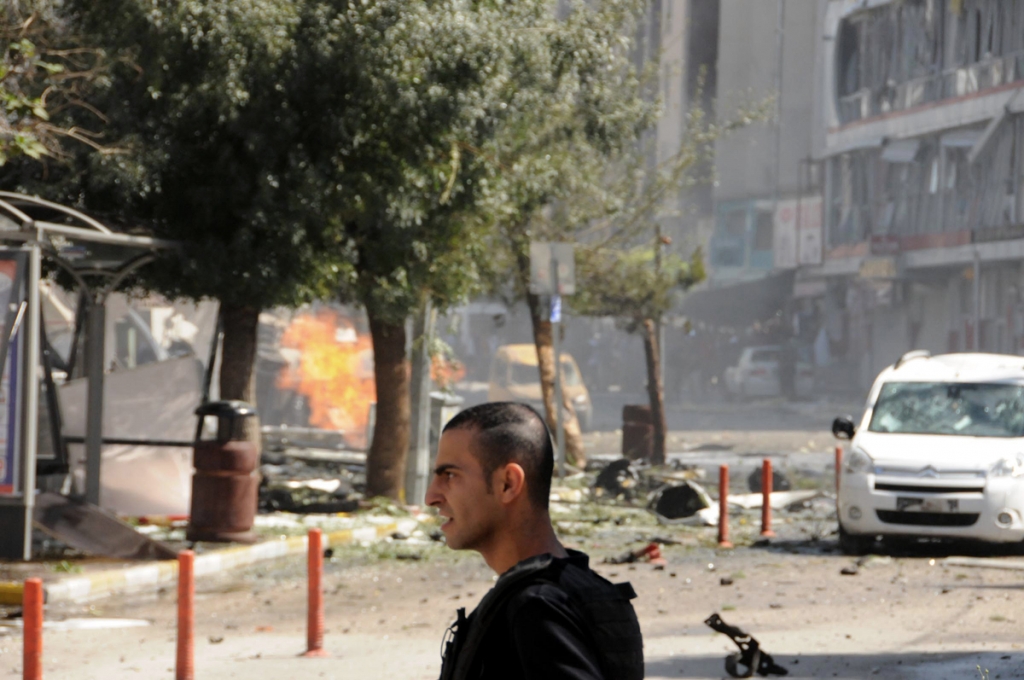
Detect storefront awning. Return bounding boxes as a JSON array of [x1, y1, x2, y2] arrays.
[[679, 270, 795, 329]]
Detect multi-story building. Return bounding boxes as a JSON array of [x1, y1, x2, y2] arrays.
[[801, 0, 1024, 388], [709, 0, 823, 287]]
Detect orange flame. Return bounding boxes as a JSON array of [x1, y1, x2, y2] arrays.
[[276, 309, 375, 447]]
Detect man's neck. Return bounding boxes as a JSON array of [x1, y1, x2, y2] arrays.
[[481, 513, 567, 575]]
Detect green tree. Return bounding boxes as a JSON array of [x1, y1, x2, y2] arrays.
[[281, 0, 583, 497], [573, 246, 703, 463], [471, 0, 655, 467], [566, 91, 770, 463], [30, 0, 625, 499], [0, 1, 109, 164]]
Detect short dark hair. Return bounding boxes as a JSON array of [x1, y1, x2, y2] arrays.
[[443, 402, 554, 509]]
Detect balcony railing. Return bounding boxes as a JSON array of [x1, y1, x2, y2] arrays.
[[838, 51, 1024, 125]]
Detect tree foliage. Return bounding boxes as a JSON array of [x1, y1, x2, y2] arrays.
[[0, 1, 109, 165], [573, 246, 704, 328]]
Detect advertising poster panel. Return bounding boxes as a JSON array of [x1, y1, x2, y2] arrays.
[[0, 258, 23, 496]]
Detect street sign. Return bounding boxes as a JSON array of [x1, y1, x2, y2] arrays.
[[529, 242, 576, 295], [550, 295, 562, 323]]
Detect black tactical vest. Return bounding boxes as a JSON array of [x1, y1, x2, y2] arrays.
[[439, 551, 644, 680]]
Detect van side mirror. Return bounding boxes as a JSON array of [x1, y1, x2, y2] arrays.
[[832, 416, 856, 440]]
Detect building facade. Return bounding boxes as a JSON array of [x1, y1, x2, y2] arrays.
[[802, 0, 1024, 388]]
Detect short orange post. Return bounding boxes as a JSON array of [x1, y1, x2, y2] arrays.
[[718, 465, 733, 549], [302, 528, 329, 657], [760, 458, 776, 538], [176, 551, 194, 680], [22, 578, 42, 680], [835, 445, 843, 492]]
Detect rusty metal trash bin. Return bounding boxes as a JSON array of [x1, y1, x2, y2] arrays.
[[187, 401, 259, 544], [621, 404, 653, 461]]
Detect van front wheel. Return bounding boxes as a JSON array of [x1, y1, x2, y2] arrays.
[[838, 525, 874, 556]]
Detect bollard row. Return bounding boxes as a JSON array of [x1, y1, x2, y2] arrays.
[[23, 529, 330, 680]]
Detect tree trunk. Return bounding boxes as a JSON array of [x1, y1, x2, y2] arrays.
[[527, 292, 586, 469], [219, 302, 261, 450], [642, 318, 667, 465], [365, 311, 410, 500]]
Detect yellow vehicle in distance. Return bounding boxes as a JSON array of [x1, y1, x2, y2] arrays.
[[487, 344, 592, 431]]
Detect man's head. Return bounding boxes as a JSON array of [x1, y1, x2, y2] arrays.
[[424, 402, 554, 553]]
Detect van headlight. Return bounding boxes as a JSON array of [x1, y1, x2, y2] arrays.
[[845, 447, 873, 474], [573, 394, 587, 405], [989, 455, 1024, 478]]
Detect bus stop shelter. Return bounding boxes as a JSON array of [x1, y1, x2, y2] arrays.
[[0, 192, 177, 560]]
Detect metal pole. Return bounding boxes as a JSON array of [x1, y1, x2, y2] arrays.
[[771, 0, 786, 235], [551, 258, 565, 478], [973, 254, 981, 350], [405, 299, 434, 505], [84, 295, 105, 506], [19, 242, 40, 560]]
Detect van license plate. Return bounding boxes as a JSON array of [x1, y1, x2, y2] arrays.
[[897, 497, 959, 513]]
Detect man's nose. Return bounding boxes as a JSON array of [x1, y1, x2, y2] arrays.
[[424, 478, 441, 507]]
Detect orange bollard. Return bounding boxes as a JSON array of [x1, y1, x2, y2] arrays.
[[176, 551, 194, 680], [22, 578, 42, 680], [760, 458, 776, 538], [718, 465, 733, 549], [835, 445, 843, 492], [302, 528, 329, 657]]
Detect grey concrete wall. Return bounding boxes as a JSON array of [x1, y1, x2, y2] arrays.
[[714, 0, 819, 202]]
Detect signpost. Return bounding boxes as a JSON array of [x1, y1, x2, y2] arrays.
[[529, 242, 575, 477]]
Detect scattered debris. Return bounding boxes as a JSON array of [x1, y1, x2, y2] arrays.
[[720, 577, 734, 586], [649, 481, 719, 526], [593, 458, 643, 501], [840, 566, 859, 576], [604, 542, 667, 567], [746, 467, 792, 493], [550, 487, 585, 503], [704, 613, 789, 678], [259, 463, 361, 514], [33, 492, 177, 561], [727, 490, 823, 511]]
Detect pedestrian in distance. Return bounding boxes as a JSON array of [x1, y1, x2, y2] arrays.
[[427, 401, 644, 680]]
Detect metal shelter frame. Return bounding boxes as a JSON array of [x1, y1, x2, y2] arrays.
[[0, 192, 177, 560]]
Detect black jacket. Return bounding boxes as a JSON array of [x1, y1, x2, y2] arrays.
[[439, 550, 644, 680]]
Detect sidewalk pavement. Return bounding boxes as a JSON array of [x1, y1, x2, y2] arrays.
[[0, 516, 420, 606]]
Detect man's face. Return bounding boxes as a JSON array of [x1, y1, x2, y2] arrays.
[[425, 428, 504, 551]]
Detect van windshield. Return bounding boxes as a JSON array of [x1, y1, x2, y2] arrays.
[[508, 359, 582, 387], [510, 362, 538, 385], [868, 382, 1024, 437]]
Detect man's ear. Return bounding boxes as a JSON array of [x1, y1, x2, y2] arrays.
[[497, 463, 526, 503]]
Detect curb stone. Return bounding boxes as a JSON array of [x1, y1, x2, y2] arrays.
[[0, 518, 418, 606]]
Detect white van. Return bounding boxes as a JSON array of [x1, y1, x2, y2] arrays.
[[832, 351, 1024, 554]]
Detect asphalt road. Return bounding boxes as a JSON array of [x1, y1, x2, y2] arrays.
[[11, 535, 1024, 679]]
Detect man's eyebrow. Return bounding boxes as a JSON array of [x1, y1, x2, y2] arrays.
[[433, 463, 461, 476]]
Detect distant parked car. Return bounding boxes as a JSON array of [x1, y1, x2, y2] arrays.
[[723, 345, 813, 399], [832, 351, 1024, 554]]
